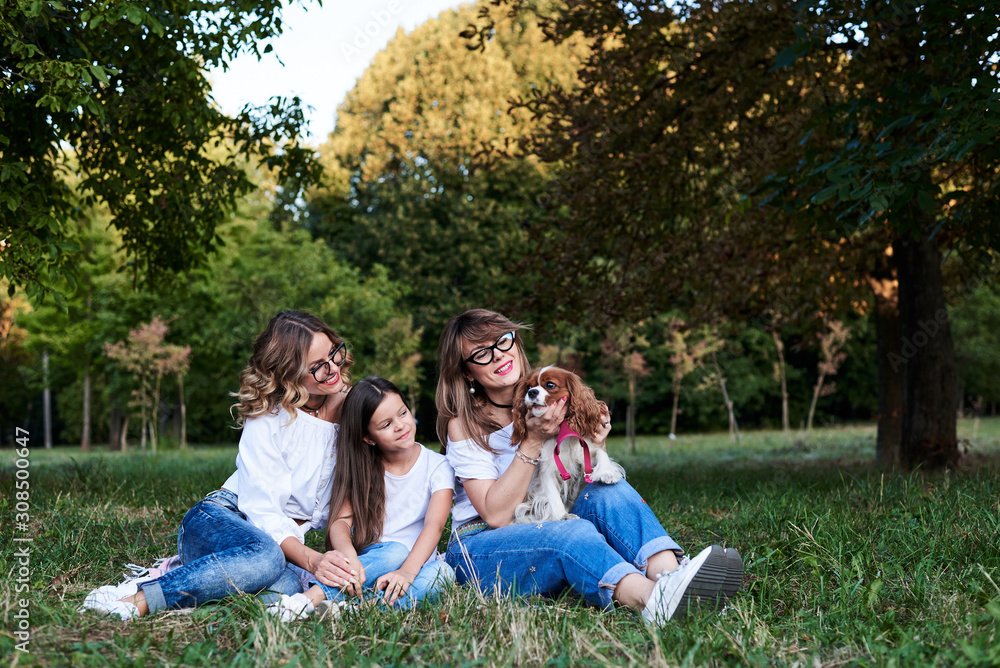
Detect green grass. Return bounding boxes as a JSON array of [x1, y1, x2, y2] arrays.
[[2, 419, 1000, 666]]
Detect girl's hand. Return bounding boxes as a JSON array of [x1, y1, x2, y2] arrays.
[[311, 550, 361, 591], [376, 569, 417, 607], [591, 412, 612, 451], [343, 555, 366, 599]]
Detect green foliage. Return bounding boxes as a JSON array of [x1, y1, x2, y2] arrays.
[[0, 0, 320, 302], [10, 165, 420, 445], [759, 2, 1000, 255], [306, 0, 585, 334], [952, 281, 1000, 404]]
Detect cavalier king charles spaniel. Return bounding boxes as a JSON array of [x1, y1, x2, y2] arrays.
[[510, 366, 625, 524]]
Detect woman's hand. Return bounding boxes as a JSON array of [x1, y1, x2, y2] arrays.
[[590, 411, 612, 451], [310, 549, 363, 593], [522, 396, 568, 455], [376, 569, 417, 607]]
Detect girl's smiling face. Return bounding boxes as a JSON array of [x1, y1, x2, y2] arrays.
[[365, 392, 416, 455]]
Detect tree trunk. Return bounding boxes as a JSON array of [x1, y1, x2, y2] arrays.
[[806, 370, 826, 442], [178, 374, 187, 449], [771, 331, 790, 435], [627, 373, 637, 453], [150, 371, 162, 454], [139, 407, 146, 453], [43, 350, 52, 449], [81, 372, 91, 452], [109, 403, 122, 452], [893, 234, 959, 469], [867, 250, 903, 468], [670, 376, 681, 436], [713, 352, 741, 445], [120, 413, 130, 452]]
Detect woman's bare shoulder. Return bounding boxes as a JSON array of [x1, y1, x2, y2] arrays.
[[447, 417, 471, 443]]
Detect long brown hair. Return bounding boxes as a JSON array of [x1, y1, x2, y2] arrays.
[[325, 376, 405, 552], [435, 309, 531, 453], [231, 310, 354, 426]]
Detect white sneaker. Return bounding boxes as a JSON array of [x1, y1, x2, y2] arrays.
[[642, 545, 728, 625], [81, 598, 140, 621], [82, 585, 123, 607], [315, 599, 349, 621], [266, 593, 315, 622]]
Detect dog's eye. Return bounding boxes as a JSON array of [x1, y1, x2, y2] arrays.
[[544, 382, 556, 390]]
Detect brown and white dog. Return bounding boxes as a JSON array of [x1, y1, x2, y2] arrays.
[[510, 366, 625, 524]]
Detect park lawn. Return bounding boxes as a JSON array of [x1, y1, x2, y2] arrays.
[[2, 419, 999, 667]]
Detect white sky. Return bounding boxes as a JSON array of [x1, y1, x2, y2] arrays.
[[208, 0, 467, 145]]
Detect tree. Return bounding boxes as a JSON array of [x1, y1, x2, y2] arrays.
[[600, 324, 651, 453], [805, 320, 851, 442], [1, 0, 319, 303], [755, 2, 999, 468], [467, 0, 999, 469], [104, 317, 190, 453], [662, 320, 720, 438], [951, 280, 1000, 413], [306, 0, 585, 335]]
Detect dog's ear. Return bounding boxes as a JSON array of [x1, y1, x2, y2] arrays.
[[510, 376, 530, 446], [567, 372, 604, 437]]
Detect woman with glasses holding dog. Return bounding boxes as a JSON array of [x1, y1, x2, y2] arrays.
[[83, 310, 361, 619], [436, 308, 743, 625]]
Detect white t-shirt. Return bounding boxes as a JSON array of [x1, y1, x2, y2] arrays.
[[222, 407, 338, 547], [445, 422, 516, 526], [382, 445, 455, 554]]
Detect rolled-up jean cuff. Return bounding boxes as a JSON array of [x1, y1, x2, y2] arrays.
[[596, 561, 640, 609], [310, 580, 342, 602], [635, 536, 683, 574], [138, 580, 167, 613]]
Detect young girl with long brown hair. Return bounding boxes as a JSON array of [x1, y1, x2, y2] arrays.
[[269, 376, 455, 620]]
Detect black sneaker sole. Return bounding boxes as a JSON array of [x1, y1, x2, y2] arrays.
[[721, 547, 743, 601], [674, 545, 729, 618]]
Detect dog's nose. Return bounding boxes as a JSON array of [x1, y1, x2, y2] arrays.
[[526, 388, 538, 400]]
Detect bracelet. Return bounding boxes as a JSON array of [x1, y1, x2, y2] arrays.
[[514, 447, 539, 466]]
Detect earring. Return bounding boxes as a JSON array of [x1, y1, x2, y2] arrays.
[[468, 380, 476, 395]]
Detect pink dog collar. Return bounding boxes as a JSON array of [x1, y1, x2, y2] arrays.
[[554, 421, 594, 483]]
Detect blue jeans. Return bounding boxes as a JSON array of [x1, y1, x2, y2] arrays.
[[310, 541, 454, 609], [445, 480, 681, 609], [140, 490, 305, 612]]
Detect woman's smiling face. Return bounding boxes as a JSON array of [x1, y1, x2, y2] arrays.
[[462, 331, 523, 397], [302, 331, 345, 396]]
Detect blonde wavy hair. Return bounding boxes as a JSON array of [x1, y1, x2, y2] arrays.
[[232, 311, 353, 426], [435, 308, 531, 453]]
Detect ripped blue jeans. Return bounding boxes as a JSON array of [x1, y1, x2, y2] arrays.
[[140, 489, 305, 612], [445, 480, 680, 609]]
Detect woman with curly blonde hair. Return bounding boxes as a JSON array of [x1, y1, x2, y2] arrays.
[[83, 311, 363, 620]]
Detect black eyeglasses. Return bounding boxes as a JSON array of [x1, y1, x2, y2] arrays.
[[464, 332, 515, 366], [309, 342, 347, 382]]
